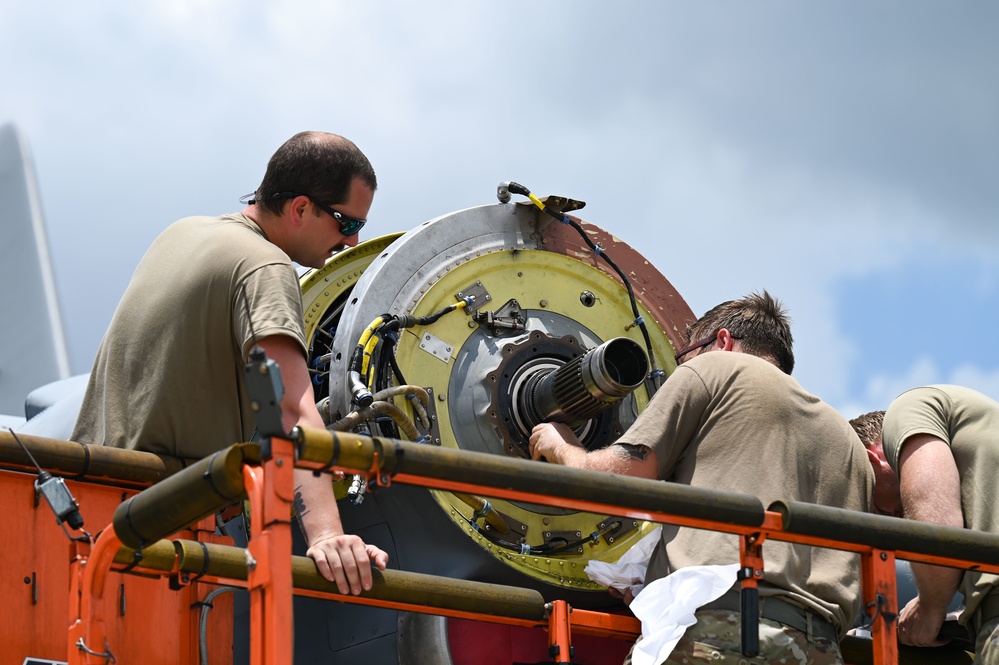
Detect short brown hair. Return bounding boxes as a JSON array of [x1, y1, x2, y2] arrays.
[[686, 290, 795, 374], [849, 410, 885, 449], [255, 131, 377, 215]]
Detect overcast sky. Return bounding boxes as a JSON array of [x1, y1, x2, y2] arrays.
[[2, 1, 997, 420]]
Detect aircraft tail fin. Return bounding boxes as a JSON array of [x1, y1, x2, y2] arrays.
[[0, 123, 70, 416]]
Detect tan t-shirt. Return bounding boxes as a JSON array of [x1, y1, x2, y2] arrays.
[[883, 384, 999, 623], [619, 351, 873, 634], [72, 214, 306, 460]]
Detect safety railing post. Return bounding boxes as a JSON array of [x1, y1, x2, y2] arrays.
[[244, 435, 296, 665], [739, 531, 766, 658], [66, 539, 90, 665], [862, 547, 899, 665], [547, 600, 573, 664]]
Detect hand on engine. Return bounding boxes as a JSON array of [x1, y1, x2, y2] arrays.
[[529, 422, 581, 463]]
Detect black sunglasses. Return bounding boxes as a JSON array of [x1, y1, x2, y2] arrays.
[[673, 331, 743, 364], [674, 335, 717, 364], [307, 198, 366, 237], [242, 191, 366, 237]]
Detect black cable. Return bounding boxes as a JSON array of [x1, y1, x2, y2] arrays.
[[504, 181, 663, 386], [388, 348, 409, 387]]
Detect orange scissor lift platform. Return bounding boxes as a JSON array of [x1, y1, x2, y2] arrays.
[[1, 428, 993, 665]]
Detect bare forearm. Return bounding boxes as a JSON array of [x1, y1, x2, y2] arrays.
[[552, 442, 629, 472], [294, 468, 344, 545], [539, 433, 656, 479], [905, 487, 963, 609], [909, 563, 962, 610], [294, 466, 389, 594], [599, 443, 657, 477]]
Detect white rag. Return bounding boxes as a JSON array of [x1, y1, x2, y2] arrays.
[[583, 526, 661, 596], [628, 563, 740, 665]]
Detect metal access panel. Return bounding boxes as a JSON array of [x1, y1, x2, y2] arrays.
[[0, 468, 233, 663]]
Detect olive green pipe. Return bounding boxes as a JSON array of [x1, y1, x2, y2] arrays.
[[113, 539, 179, 570], [0, 431, 186, 486], [771, 500, 999, 566], [295, 427, 766, 529], [114, 540, 975, 657], [112, 444, 258, 549], [116, 539, 547, 622], [296, 428, 402, 479]]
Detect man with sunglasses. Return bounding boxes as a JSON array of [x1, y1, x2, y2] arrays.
[[73, 131, 388, 596], [530, 291, 872, 664]]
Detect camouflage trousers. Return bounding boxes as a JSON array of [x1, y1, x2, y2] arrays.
[[623, 609, 843, 665], [976, 616, 999, 665]]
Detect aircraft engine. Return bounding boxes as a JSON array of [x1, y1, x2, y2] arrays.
[[294, 187, 695, 662], [299, 187, 694, 594]]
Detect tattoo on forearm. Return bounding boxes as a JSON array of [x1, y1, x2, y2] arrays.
[[616, 443, 649, 461], [294, 486, 310, 541]]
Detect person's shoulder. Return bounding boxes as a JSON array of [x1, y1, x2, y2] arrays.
[[924, 384, 997, 407], [890, 384, 999, 423], [153, 214, 246, 241], [887, 385, 954, 414], [160, 214, 291, 271], [219, 214, 290, 257], [166, 214, 229, 229], [676, 352, 786, 395], [688, 350, 780, 375], [212, 213, 267, 237], [168, 213, 264, 233]]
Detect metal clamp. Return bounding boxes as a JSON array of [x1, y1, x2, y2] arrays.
[[76, 637, 117, 663], [865, 593, 898, 628]]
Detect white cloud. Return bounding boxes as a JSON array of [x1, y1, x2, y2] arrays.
[[838, 357, 999, 418], [863, 357, 943, 409]]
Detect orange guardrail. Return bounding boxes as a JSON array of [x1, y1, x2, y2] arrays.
[[2, 428, 990, 665]]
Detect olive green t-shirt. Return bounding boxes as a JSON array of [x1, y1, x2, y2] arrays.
[[72, 214, 307, 460], [620, 352, 873, 634], [883, 384, 999, 623]]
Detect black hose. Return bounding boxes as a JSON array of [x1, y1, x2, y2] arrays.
[[502, 181, 662, 385]]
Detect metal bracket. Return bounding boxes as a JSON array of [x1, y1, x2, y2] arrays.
[[472, 298, 526, 336], [244, 347, 286, 446], [482, 510, 529, 540], [456, 281, 492, 314], [597, 516, 639, 545], [413, 386, 442, 446], [418, 332, 454, 364], [543, 530, 585, 554]]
